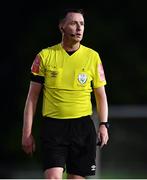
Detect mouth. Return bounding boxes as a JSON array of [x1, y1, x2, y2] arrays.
[[75, 33, 82, 37]]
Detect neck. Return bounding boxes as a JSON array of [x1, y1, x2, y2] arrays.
[[61, 40, 80, 52]]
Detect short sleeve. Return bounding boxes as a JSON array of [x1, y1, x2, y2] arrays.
[[92, 52, 107, 88], [30, 50, 46, 84], [31, 54, 45, 77]]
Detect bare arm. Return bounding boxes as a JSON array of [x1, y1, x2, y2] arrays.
[[22, 81, 42, 154], [94, 86, 109, 147]]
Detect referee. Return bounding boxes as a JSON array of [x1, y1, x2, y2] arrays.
[[22, 8, 109, 179]]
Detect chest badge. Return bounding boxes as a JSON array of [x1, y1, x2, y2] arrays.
[[78, 73, 87, 84]]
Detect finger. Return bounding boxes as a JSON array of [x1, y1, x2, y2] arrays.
[[104, 134, 109, 144], [97, 133, 103, 147], [97, 132, 101, 141], [100, 140, 106, 148], [22, 145, 33, 155], [100, 134, 108, 148], [102, 135, 109, 146]]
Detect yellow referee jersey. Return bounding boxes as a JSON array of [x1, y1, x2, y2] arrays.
[[31, 43, 106, 119]]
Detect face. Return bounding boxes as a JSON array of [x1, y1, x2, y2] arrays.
[[61, 12, 85, 42]]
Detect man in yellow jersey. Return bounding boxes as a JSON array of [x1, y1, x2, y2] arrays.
[[22, 9, 109, 179]]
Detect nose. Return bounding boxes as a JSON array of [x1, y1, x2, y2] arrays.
[[76, 23, 82, 31]]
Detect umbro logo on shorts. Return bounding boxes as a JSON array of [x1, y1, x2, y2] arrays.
[[91, 165, 96, 171]]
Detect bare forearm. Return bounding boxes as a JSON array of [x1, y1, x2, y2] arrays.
[[96, 94, 108, 122], [22, 82, 42, 137], [94, 87, 108, 122], [94, 87, 109, 147], [23, 97, 38, 137]]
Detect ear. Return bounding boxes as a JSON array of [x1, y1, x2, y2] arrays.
[[59, 23, 63, 33]]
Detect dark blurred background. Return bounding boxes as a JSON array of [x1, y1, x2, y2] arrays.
[[0, 0, 147, 178]]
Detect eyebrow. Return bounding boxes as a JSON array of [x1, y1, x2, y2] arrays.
[[70, 20, 84, 24]]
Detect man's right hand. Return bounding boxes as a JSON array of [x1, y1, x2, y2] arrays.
[[22, 134, 36, 155]]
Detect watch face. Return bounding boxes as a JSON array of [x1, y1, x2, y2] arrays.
[[106, 122, 110, 128]]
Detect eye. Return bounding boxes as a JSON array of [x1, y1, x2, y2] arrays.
[[70, 21, 76, 25], [80, 22, 84, 26]]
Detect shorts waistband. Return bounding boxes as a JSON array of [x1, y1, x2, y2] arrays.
[[42, 115, 91, 122]]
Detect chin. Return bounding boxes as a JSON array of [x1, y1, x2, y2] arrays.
[[75, 37, 82, 42]]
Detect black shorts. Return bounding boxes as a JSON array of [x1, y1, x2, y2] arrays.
[[40, 115, 97, 177]]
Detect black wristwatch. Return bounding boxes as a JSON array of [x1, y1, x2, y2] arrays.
[[99, 122, 110, 129]]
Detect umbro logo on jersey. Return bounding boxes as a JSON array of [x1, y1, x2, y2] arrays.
[[50, 71, 58, 77], [91, 165, 96, 171]]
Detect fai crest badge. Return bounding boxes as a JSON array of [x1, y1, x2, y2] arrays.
[[78, 73, 87, 84]]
